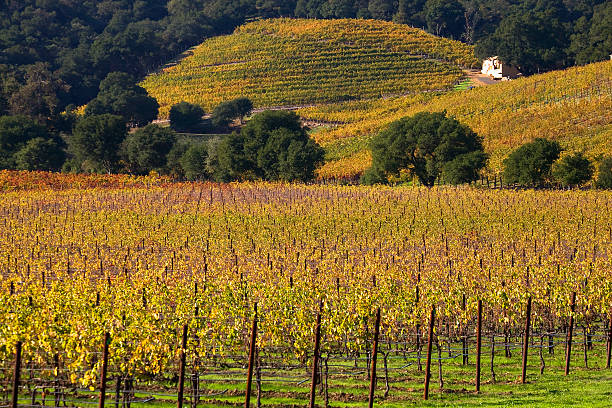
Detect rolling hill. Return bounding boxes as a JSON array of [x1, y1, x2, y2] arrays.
[[300, 60, 612, 179], [142, 18, 478, 117]]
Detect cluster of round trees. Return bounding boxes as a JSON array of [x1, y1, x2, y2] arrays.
[[503, 138, 612, 189], [363, 111, 612, 189], [0, 70, 324, 183]]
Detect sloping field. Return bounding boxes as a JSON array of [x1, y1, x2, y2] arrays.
[[142, 18, 478, 117], [301, 61, 612, 179]]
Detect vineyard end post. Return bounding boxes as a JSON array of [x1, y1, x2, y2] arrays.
[[368, 308, 381, 408], [99, 333, 110, 408], [521, 297, 532, 384], [11, 341, 22, 408], [245, 303, 258, 408], [177, 325, 188, 408], [424, 306, 435, 400]]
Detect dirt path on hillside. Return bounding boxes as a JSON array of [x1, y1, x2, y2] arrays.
[[464, 69, 498, 86]]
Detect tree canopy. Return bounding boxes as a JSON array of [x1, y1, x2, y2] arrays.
[[503, 138, 562, 186], [121, 124, 176, 175], [211, 97, 253, 128], [216, 110, 324, 182], [0, 115, 51, 169], [364, 111, 487, 186], [69, 114, 127, 174], [169, 102, 205, 131], [85, 73, 159, 127]]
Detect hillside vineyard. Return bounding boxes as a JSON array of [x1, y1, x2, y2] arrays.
[[142, 19, 477, 117], [301, 60, 612, 179]]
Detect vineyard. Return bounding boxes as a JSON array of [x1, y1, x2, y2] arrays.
[[1, 176, 611, 406], [141, 18, 478, 118], [302, 60, 612, 180]]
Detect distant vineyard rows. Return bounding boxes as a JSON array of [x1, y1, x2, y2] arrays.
[[142, 19, 477, 117]]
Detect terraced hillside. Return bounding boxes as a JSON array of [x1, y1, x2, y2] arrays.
[[142, 18, 478, 117], [300, 60, 612, 179]]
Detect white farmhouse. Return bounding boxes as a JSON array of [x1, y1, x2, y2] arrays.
[[481, 56, 521, 80]]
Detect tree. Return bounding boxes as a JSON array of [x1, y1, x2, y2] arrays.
[[85, 72, 159, 127], [256, 0, 297, 17], [365, 112, 487, 186], [0, 115, 50, 169], [166, 141, 190, 178], [180, 143, 209, 180], [475, 2, 570, 74], [424, 0, 465, 39], [169, 102, 205, 131], [121, 124, 176, 174], [596, 157, 612, 189], [552, 152, 594, 187], [14, 137, 65, 171], [8, 63, 69, 123], [368, 0, 396, 20], [216, 110, 324, 182], [503, 138, 561, 186], [211, 97, 253, 128], [571, 2, 612, 64], [69, 114, 127, 173]]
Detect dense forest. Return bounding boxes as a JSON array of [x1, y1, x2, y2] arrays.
[[1, 0, 610, 121]]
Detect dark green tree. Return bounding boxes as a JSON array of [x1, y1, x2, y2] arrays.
[[0, 115, 50, 169], [424, 0, 465, 38], [596, 157, 612, 189], [169, 102, 205, 131], [166, 141, 190, 178], [8, 63, 69, 123], [475, 1, 570, 74], [120, 124, 176, 174], [365, 111, 487, 186], [180, 143, 209, 180], [552, 152, 594, 187], [256, 0, 297, 17], [211, 97, 253, 128], [69, 114, 127, 173], [368, 0, 396, 20], [570, 2, 612, 64], [85, 72, 159, 127], [14, 137, 65, 171], [217, 110, 324, 181], [503, 138, 562, 186]]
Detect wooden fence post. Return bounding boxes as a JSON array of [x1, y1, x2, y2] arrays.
[[423, 306, 435, 400], [177, 325, 188, 408], [476, 300, 482, 393], [11, 341, 22, 408], [606, 312, 611, 369], [309, 302, 323, 408], [368, 308, 381, 408], [565, 292, 576, 376], [99, 333, 110, 408], [521, 297, 532, 384], [245, 304, 258, 408]]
